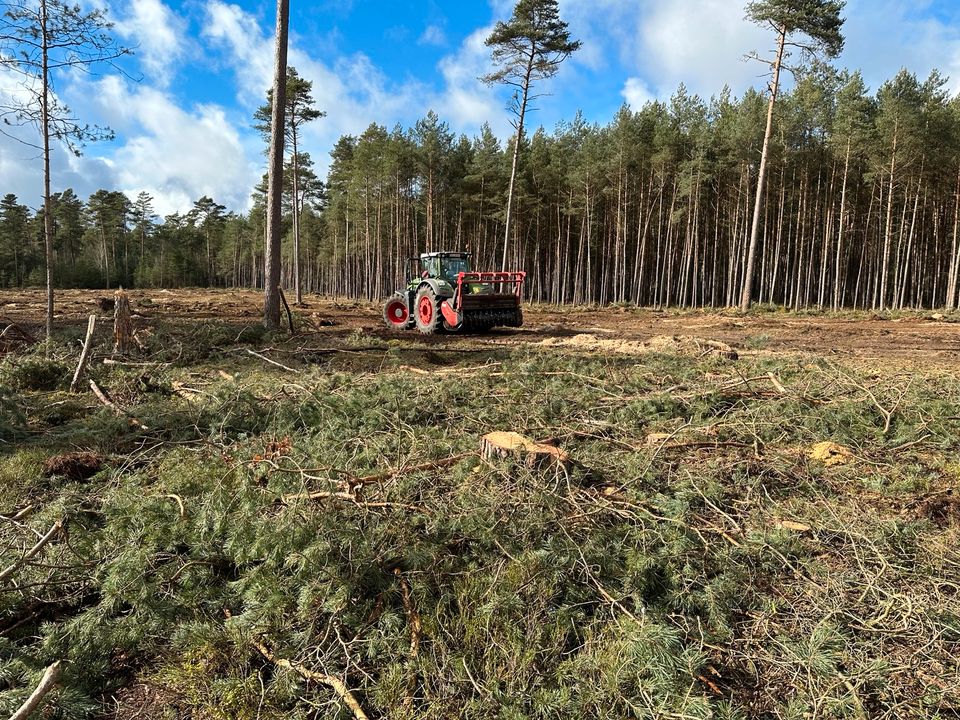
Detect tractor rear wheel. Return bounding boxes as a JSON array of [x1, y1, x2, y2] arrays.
[[415, 286, 441, 335], [383, 295, 413, 330]]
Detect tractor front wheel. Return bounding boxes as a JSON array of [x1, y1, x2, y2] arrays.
[[382, 295, 413, 331], [415, 286, 441, 335]]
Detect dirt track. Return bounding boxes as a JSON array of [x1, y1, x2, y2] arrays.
[[3, 288, 960, 368]]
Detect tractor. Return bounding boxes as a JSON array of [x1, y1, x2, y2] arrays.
[[382, 252, 526, 334]]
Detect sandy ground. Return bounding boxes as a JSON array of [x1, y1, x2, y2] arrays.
[[2, 287, 959, 369]]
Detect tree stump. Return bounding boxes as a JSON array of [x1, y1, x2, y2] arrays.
[[113, 288, 133, 356], [480, 431, 569, 469]]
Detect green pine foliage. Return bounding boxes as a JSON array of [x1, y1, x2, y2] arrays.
[[0, 321, 957, 717]]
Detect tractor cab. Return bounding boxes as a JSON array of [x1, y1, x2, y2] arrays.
[[411, 252, 471, 286]]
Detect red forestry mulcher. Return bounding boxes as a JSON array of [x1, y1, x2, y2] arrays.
[[382, 252, 526, 334]]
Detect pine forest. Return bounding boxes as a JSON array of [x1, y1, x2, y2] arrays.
[[3, 68, 960, 310]]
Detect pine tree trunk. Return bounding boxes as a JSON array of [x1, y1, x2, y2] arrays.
[[945, 167, 960, 309], [502, 48, 535, 270], [292, 126, 302, 304], [880, 124, 898, 310], [40, 0, 54, 341], [833, 139, 851, 310], [739, 24, 785, 311], [263, 0, 289, 329]]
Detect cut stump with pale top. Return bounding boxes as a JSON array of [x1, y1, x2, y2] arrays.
[[481, 431, 569, 469]]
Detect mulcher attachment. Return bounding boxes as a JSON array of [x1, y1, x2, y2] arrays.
[[440, 272, 525, 332]]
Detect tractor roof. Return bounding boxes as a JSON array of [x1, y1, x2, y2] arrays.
[[419, 251, 470, 259]]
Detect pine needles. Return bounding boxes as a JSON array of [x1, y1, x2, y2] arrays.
[[0, 318, 957, 718]]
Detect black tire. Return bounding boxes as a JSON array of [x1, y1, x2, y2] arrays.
[[414, 286, 441, 335]]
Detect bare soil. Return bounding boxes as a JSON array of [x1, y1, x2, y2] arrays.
[[3, 287, 960, 368]]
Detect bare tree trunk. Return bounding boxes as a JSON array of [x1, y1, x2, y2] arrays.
[[41, 0, 54, 341], [292, 126, 302, 304], [833, 139, 851, 310], [945, 167, 960, 309], [263, 0, 289, 330], [880, 125, 898, 310], [502, 48, 535, 270], [739, 24, 785, 311]]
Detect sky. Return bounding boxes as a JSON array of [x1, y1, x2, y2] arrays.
[[1, 0, 960, 216]]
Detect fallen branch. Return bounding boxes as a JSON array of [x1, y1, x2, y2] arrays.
[[0, 505, 36, 523], [102, 358, 169, 367], [0, 321, 37, 346], [9, 661, 61, 720], [70, 315, 97, 393], [164, 494, 186, 519], [253, 640, 370, 720], [0, 519, 63, 585], [395, 568, 422, 711], [89, 379, 149, 431], [278, 288, 295, 334], [246, 349, 298, 373], [350, 452, 475, 488], [278, 490, 428, 514], [766, 372, 787, 394], [282, 490, 358, 504]]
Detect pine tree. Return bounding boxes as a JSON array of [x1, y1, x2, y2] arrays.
[[131, 192, 157, 284], [255, 67, 324, 304], [739, 0, 845, 310], [0, 0, 129, 339], [0, 195, 30, 286], [483, 0, 580, 269]]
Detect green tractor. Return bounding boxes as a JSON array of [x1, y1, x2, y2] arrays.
[[382, 252, 526, 334]]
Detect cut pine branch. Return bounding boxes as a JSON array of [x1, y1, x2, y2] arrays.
[[253, 640, 370, 720], [0, 519, 63, 585], [89, 379, 149, 431], [9, 661, 61, 720]]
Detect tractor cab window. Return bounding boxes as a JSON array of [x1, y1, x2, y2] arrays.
[[440, 256, 470, 282], [421, 257, 440, 279]]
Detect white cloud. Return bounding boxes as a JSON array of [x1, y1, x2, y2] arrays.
[[556, 0, 960, 104], [621, 77, 655, 108], [50, 74, 257, 215], [435, 25, 507, 135], [114, 0, 189, 87], [199, 0, 509, 178], [105, 84, 255, 215], [839, 0, 960, 94], [419, 24, 447, 47], [202, 0, 274, 103], [0, 66, 116, 208]]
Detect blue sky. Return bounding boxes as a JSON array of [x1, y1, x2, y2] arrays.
[[2, 0, 960, 215]]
